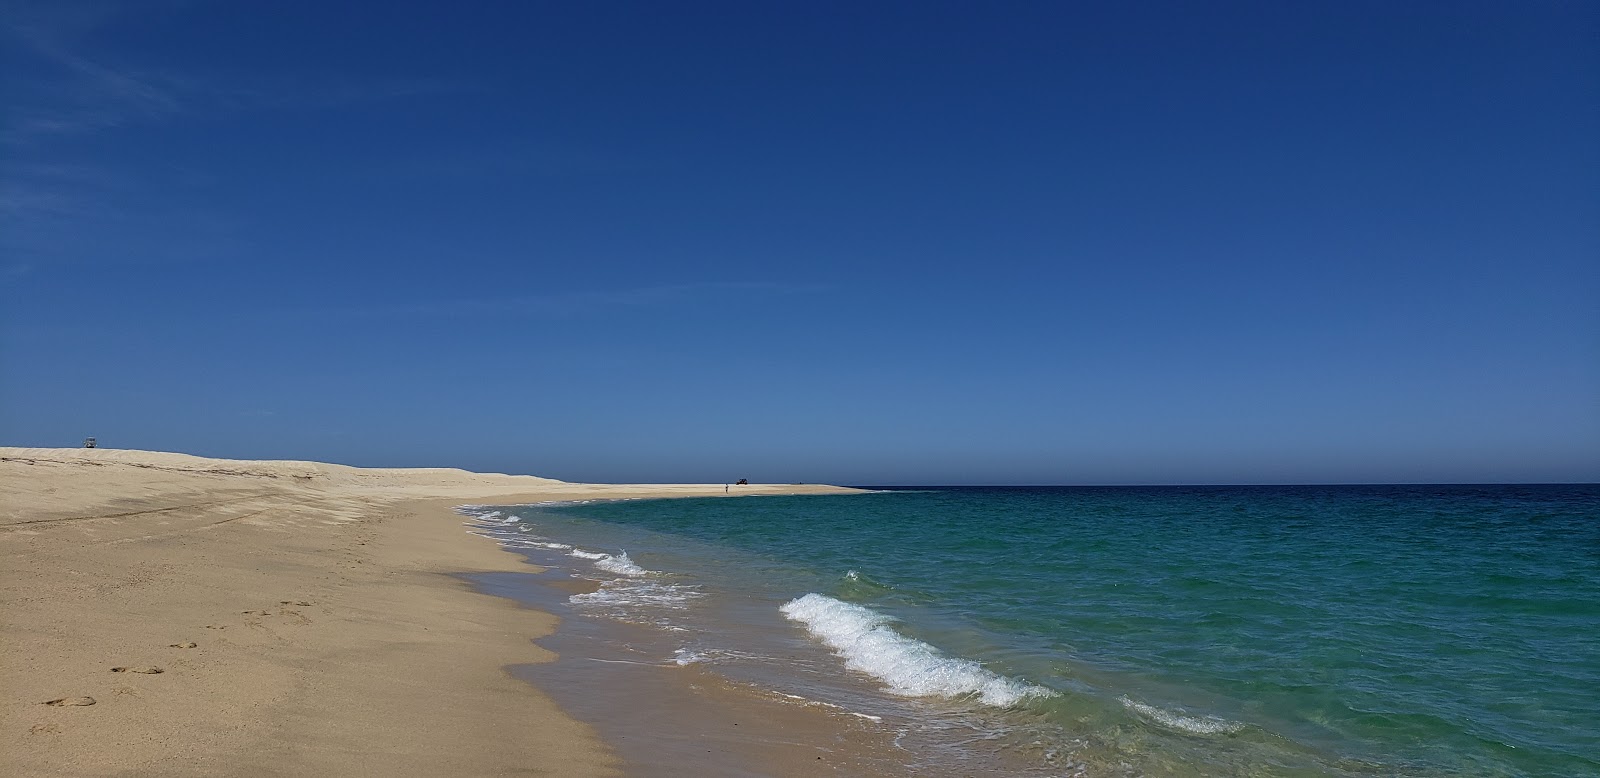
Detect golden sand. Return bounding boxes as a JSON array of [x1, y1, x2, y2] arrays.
[[0, 447, 856, 777]]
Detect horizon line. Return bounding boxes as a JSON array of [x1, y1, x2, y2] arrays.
[[847, 482, 1599, 488]]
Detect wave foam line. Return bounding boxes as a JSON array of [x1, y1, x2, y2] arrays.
[[594, 551, 648, 576], [567, 549, 650, 576], [1119, 697, 1244, 735], [779, 593, 1055, 707], [572, 579, 698, 610]]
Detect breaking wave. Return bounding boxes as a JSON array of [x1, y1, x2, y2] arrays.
[[779, 593, 1055, 707]]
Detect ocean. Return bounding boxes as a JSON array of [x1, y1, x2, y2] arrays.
[[462, 485, 1599, 776]]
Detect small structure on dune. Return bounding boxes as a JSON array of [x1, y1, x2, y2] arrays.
[[83, 437, 96, 449]]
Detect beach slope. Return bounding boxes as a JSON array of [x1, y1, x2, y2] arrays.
[[0, 447, 856, 776]]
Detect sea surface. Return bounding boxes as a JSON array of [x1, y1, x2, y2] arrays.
[[463, 485, 1599, 777]]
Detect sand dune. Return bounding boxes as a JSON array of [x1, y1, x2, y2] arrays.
[[0, 447, 856, 776]]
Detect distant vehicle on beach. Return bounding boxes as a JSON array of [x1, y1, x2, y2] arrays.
[[735, 478, 748, 485]]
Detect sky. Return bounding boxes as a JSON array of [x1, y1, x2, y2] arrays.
[[2, 1, 1596, 485]]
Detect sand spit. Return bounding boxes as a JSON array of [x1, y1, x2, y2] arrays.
[[0, 447, 857, 776]]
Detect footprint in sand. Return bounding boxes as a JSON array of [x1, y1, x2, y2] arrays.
[[42, 697, 95, 706], [110, 667, 164, 674], [276, 609, 312, 625], [280, 600, 313, 607], [170, 642, 197, 648], [204, 625, 226, 630]]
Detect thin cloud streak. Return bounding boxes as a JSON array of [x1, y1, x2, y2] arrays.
[[1, 17, 184, 143], [1, 11, 466, 146], [1, 6, 470, 269]]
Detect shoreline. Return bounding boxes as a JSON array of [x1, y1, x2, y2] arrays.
[[456, 499, 1066, 777], [455, 505, 914, 777], [0, 447, 858, 776]]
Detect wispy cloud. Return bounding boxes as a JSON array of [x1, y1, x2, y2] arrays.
[[0, 161, 122, 257], [1, 6, 463, 146], [0, 3, 466, 268], [1, 10, 185, 144], [0, 156, 246, 268]]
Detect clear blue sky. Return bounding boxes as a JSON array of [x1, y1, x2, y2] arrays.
[[3, 1, 1596, 484]]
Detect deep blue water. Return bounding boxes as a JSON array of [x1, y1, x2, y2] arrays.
[[469, 485, 1600, 776]]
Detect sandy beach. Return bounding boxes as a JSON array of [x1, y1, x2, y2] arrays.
[[0, 447, 859, 777]]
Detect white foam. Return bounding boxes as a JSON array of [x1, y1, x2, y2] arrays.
[[564, 548, 652, 576], [493, 538, 542, 548], [1119, 697, 1244, 735], [773, 690, 885, 722], [571, 579, 699, 611], [779, 594, 1055, 707], [668, 646, 776, 667], [500, 513, 520, 523], [593, 551, 649, 576]]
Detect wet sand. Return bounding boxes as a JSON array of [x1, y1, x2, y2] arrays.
[[0, 447, 858, 777], [468, 567, 910, 776]]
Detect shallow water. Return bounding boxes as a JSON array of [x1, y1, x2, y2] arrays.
[[465, 485, 1600, 776]]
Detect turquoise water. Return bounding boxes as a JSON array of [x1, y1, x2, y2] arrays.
[[469, 486, 1599, 776]]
